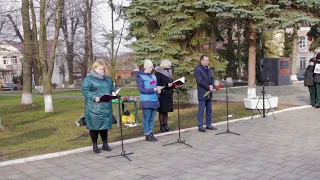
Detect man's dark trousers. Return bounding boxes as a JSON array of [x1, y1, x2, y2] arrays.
[[197, 100, 212, 127]]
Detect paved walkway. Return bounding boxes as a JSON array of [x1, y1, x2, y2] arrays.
[[213, 82, 309, 105], [1, 106, 320, 180]]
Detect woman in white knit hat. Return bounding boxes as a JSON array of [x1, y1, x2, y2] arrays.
[[136, 60, 161, 142]]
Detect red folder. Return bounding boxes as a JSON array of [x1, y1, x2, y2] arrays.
[[100, 94, 117, 102], [173, 77, 185, 87]]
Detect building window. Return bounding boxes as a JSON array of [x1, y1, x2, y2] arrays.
[[300, 57, 306, 70], [3, 56, 7, 65], [12, 56, 17, 64], [299, 36, 307, 49]]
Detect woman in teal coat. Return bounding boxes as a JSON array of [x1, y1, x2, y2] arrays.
[[81, 60, 114, 153]]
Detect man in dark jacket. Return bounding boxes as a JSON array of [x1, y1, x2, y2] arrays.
[[194, 55, 218, 132]]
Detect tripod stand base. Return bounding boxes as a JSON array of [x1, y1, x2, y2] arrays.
[[216, 129, 240, 136], [106, 151, 134, 161], [163, 139, 193, 148]]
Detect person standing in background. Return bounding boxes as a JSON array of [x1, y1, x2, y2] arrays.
[[155, 59, 175, 132], [81, 60, 114, 153], [304, 58, 316, 107], [313, 53, 320, 108], [136, 60, 161, 142], [194, 55, 219, 132]]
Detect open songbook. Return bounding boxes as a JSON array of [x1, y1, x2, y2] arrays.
[[100, 88, 121, 102], [314, 64, 320, 74], [172, 77, 185, 86]]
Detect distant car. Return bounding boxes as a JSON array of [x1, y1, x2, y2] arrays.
[[297, 73, 304, 81], [2, 83, 18, 91]]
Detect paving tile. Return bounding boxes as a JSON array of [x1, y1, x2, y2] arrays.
[[1, 99, 320, 180], [27, 171, 52, 179], [6, 173, 30, 180]]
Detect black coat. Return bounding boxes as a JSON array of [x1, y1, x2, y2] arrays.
[[194, 64, 214, 101], [304, 65, 315, 86], [155, 72, 174, 112]]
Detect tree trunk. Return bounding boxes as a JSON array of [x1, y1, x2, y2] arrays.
[[21, 0, 33, 105], [237, 24, 241, 81], [212, 26, 217, 53], [110, 0, 115, 81], [247, 19, 256, 98], [43, 76, 53, 112], [67, 44, 74, 87], [39, 0, 64, 112], [87, 0, 94, 66], [82, 11, 89, 80], [226, 27, 236, 79], [62, 15, 79, 88], [30, 0, 41, 87], [291, 28, 298, 81], [32, 60, 40, 86]]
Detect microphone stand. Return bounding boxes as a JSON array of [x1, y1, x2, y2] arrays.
[[215, 81, 240, 136], [163, 85, 192, 148], [106, 94, 134, 161]]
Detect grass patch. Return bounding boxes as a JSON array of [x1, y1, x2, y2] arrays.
[[0, 88, 140, 97], [0, 95, 296, 161]]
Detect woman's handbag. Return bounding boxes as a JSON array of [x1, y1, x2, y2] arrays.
[[75, 116, 86, 126]]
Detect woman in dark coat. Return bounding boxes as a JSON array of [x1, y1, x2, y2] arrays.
[[81, 60, 114, 153], [304, 58, 316, 107], [155, 59, 176, 132]]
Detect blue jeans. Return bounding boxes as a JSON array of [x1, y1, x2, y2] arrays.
[[142, 108, 157, 135], [197, 100, 212, 127]]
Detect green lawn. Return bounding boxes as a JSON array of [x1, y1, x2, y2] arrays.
[[0, 88, 140, 97], [0, 95, 296, 161]]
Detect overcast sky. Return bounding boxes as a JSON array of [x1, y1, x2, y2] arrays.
[[0, 0, 132, 54], [93, 0, 132, 54]]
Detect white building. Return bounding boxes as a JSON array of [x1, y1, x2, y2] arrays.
[[0, 42, 24, 83], [0, 41, 68, 87], [296, 27, 320, 74]]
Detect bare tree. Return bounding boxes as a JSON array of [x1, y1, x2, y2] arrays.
[[104, 0, 128, 81], [6, 14, 24, 42], [0, 4, 21, 41], [20, 0, 33, 105], [86, 0, 93, 66], [61, 0, 82, 88], [80, 0, 93, 79], [30, 0, 41, 87], [81, 8, 90, 79], [38, 0, 64, 112]]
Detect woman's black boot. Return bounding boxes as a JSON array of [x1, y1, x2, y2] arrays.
[[93, 143, 100, 153], [164, 124, 172, 132], [160, 124, 166, 133], [102, 141, 111, 151]]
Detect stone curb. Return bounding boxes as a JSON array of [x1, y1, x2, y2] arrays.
[[0, 105, 311, 167]]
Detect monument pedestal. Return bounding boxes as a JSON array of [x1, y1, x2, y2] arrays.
[[256, 58, 291, 86]]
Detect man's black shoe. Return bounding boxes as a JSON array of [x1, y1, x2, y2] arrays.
[[150, 132, 158, 141], [206, 125, 217, 130], [145, 134, 155, 142], [198, 127, 206, 132]]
